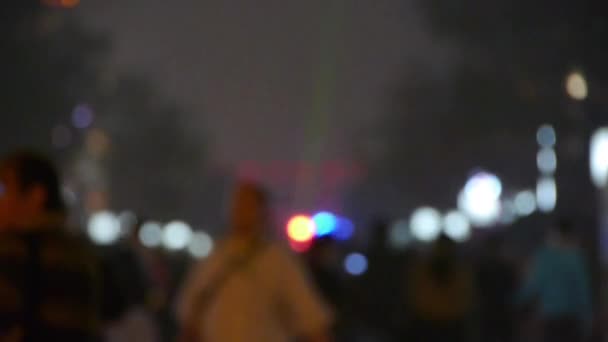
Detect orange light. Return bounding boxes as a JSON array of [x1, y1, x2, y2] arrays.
[[61, 0, 80, 7], [42, 0, 80, 8], [286, 215, 316, 243]]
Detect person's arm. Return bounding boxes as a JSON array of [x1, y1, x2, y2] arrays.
[[274, 246, 334, 342], [175, 257, 215, 342]]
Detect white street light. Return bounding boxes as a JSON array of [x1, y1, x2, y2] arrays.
[[458, 172, 503, 227], [591, 127, 608, 189], [88, 211, 121, 245], [443, 210, 471, 242], [410, 207, 442, 242], [537, 177, 557, 213], [162, 221, 193, 250]]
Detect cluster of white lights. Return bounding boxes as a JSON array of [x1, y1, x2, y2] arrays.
[[388, 207, 472, 249], [535, 124, 557, 213], [87, 211, 121, 245], [87, 212, 213, 259], [384, 71, 595, 249]]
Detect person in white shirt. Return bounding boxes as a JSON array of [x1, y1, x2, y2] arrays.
[[177, 183, 333, 342]]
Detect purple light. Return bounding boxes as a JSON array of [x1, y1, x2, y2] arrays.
[[72, 104, 94, 129]]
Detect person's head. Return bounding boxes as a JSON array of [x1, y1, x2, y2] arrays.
[[0, 151, 66, 229], [229, 182, 269, 237], [429, 234, 457, 284], [553, 217, 576, 241]]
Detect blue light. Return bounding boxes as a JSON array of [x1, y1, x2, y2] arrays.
[[344, 253, 368, 276], [333, 217, 354, 241], [312, 212, 337, 237]]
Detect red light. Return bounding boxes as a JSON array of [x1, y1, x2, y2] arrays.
[[289, 239, 313, 253], [286, 215, 316, 243]]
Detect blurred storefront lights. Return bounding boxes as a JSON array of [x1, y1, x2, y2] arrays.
[[88, 211, 121, 245], [443, 210, 471, 242], [514, 190, 537, 216], [536, 177, 557, 213], [591, 127, 608, 189], [162, 221, 193, 250], [537, 147, 557, 175], [537, 124, 557, 148], [188, 231, 214, 259], [139, 221, 163, 247]]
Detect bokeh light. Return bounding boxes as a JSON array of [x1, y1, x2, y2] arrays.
[[590, 127, 608, 188], [344, 253, 368, 276], [458, 172, 502, 227], [162, 221, 193, 250], [88, 211, 121, 245], [514, 190, 536, 216], [410, 207, 442, 242], [139, 221, 163, 248], [312, 212, 337, 237], [118, 211, 137, 235], [72, 104, 94, 129], [42, 0, 80, 8], [537, 177, 557, 213], [443, 210, 471, 242], [565, 71, 588, 101], [61, 0, 80, 7], [537, 124, 557, 148], [86, 129, 110, 158], [389, 219, 412, 250], [499, 200, 517, 225], [188, 231, 214, 259], [537, 147, 557, 175], [333, 217, 354, 241], [287, 215, 316, 243]]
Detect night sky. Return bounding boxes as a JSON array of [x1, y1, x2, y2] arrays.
[[75, 0, 449, 165]]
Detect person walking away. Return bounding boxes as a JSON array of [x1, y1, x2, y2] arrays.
[[176, 182, 333, 342], [517, 218, 592, 342], [0, 151, 101, 341], [408, 234, 473, 342]]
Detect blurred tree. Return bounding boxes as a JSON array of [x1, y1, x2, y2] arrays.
[[0, 2, 208, 225], [0, 1, 107, 157]]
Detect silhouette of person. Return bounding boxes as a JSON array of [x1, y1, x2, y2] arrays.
[[177, 182, 333, 342], [0, 151, 101, 341]]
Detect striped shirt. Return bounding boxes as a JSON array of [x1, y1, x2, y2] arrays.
[[0, 228, 101, 341]]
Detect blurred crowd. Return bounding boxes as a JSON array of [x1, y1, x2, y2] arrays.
[[0, 150, 601, 342]]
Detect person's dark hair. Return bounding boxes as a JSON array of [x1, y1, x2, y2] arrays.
[[555, 217, 575, 237], [430, 234, 457, 286], [2, 150, 66, 213]]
